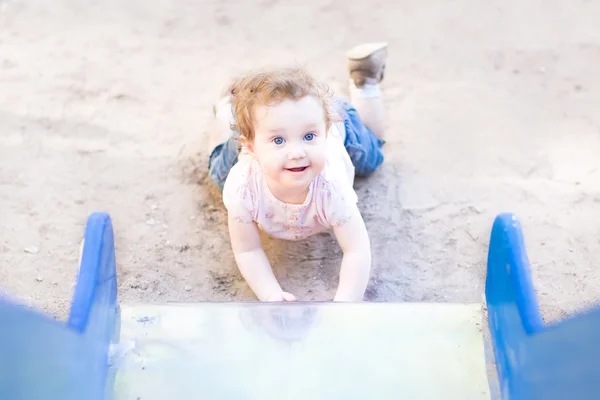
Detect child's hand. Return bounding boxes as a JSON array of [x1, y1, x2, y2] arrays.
[[266, 291, 297, 302]]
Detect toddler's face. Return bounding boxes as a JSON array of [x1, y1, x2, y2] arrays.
[[249, 95, 328, 194]]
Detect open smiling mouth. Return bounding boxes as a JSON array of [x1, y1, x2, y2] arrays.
[[286, 166, 308, 172]]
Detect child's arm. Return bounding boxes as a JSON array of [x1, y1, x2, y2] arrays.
[[228, 214, 292, 301], [332, 204, 372, 301]]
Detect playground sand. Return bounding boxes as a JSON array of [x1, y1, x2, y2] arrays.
[[0, 0, 599, 325]]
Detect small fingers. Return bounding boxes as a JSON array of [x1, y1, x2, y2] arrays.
[[283, 292, 297, 302]]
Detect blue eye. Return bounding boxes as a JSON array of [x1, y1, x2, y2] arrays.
[[272, 137, 285, 145], [304, 133, 315, 141]]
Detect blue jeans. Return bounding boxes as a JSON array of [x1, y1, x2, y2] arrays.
[[208, 96, 385, 190]]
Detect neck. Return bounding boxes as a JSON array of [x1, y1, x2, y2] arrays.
[[266, 178, 310, 205]]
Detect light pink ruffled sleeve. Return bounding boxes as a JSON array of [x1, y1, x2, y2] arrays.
[[222, 163, 257, 224], [317, 177, 359, 228]]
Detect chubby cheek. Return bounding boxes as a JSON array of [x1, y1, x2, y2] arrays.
[[255, 149, 285, 176], [262, 159, 284, 178], [309, 146, 327, 172]]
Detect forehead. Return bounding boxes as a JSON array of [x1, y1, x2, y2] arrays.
[[253, 96, 324, 132]]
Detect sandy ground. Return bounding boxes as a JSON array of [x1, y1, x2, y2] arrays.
[[1, 0, 599, 324]]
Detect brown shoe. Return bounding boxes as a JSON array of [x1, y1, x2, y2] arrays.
[[346, 42, 388, 88]]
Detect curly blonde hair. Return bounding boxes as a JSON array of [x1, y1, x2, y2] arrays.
[[227, 66, 334, 142]]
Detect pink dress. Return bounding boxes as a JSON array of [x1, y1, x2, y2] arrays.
[[222, 124, 358, 241]]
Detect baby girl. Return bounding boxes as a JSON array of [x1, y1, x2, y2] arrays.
[[206, 42, 388, 302]]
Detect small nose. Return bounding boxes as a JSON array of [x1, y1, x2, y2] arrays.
[[287, 144, 306, 160]]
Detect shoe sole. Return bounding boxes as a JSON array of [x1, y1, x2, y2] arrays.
[[346, 42, 388, 60]]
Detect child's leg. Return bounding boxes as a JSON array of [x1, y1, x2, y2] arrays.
[[331, 95, 385, 177], [208, 95, 236, 152], [207, 95, 240, 190], [346, 42, 388, 140], [330, 42, 388, 177]]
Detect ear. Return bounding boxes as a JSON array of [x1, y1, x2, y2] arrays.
[[240, 136, 256, 155], [325, 108, 341, 135]]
